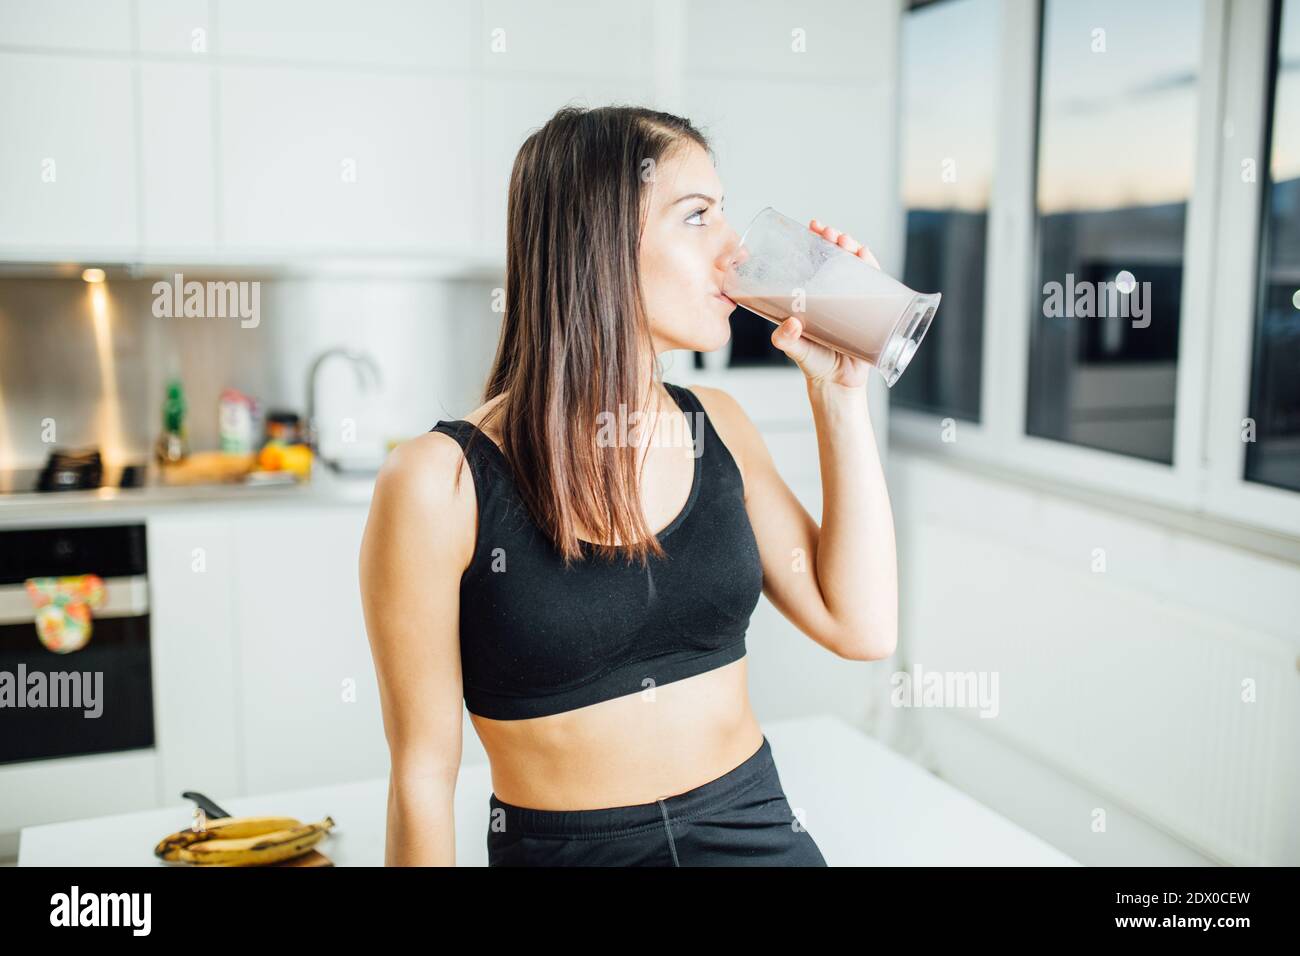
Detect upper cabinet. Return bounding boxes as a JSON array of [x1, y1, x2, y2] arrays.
[[135, 0, 212, 56], [0, 0, 484, 262], [477, 0, 656, 250], [479, 0, 653, 76], [213, 0, 482, 253], [217, 68, 478, 253], [138, 61, 218, 254], [218, 0, 478, 71], [0, 0, 893, 268], [0, 0, 133, 52], [0, 54, 138, 254]]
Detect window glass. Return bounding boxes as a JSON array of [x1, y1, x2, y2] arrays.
[[1026, 0, 1203, 463], [1244, 0, 1300, 492], [893, 0, 997, 421]]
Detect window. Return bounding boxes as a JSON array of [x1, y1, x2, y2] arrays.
[[890, 0, 1300, 533], [1244, 0, 1300, 493], [1025, 0, 1204, 463], [893, 0, 997, 421]]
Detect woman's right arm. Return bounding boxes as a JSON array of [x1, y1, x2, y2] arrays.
[[359, 432, 476, 866]]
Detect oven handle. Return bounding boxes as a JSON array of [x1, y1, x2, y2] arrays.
[[0, 574, 149, 625]]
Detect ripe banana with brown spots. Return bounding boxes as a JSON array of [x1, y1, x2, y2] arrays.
[[155, 815, 335, 865]]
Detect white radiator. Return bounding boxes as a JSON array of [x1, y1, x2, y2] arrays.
[[892, 457, 1300, 866]]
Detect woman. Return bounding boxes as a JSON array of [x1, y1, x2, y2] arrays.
[[359, 105, 898, 867]]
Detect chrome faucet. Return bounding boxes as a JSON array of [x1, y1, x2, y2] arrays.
[[305, 347, 383, 471]]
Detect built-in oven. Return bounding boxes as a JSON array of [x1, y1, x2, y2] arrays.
[[0, 523, 154, 764]]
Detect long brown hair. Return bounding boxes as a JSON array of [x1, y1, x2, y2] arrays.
[[463, 105, 711, 568]]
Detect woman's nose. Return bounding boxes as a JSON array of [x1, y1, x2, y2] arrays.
[[727, 244, 750, 270]]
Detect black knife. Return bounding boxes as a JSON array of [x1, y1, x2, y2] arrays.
[[180, 790, 231, 819]]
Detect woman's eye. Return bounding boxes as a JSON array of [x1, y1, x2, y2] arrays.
[[686, 207, 708, 226]]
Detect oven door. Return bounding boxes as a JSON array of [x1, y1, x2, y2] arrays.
[[0, 524, 155, 765]]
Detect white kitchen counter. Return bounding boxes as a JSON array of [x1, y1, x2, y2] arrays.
[[19, 714, 1077, 866], [0, 461, 377, 526]]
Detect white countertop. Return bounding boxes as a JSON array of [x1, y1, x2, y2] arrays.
[[0, 461, 376, 525], [19, 714, 1078, 866]]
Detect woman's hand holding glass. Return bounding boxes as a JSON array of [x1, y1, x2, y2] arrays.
[[768, 218, 878, 390]]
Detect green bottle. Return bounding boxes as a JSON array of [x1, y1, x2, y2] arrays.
[[156, 378, 189, 463]]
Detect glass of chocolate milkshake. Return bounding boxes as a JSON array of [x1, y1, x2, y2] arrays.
[[723, 206, 939, 386]]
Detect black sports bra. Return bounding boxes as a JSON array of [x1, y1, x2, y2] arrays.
[[429, 382, 764, 720]]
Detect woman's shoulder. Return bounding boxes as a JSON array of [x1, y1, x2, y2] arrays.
[[362, 430, 479, 580], [388, 429, 473, 489], [372, 430, 476, 530]]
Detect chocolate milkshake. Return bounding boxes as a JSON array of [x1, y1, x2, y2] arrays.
[[730, 291, 917, 364], [725, 207, 940, 386]]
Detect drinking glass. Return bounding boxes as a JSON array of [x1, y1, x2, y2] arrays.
[[723, 206, 940, 387]]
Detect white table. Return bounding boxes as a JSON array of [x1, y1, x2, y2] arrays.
[[19, 714, 1077, 866]]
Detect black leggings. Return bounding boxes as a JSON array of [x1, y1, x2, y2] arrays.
[[486, 735, 828, 866]]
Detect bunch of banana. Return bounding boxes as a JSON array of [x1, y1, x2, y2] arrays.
[[155, 814, 336, 866]]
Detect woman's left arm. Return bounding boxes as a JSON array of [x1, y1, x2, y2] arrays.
[[796, 372, 898, 660], [706, 219, 898, 660]]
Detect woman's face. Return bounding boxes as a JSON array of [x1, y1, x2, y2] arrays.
[[638, 142, 746, 356]]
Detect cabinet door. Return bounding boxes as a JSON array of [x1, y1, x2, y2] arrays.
[[218, 66, 478, 253], [0, 0, 132, 52], [232, 508, 386, 793], [135, 0, 212, 56], [138, 62, 217, 253], [480, 76, 654, 252], [218, 0, 476, 71], [0, 54, 138, 255], [148, 516, 242, 801]]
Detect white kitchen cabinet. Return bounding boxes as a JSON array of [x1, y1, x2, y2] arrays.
[[684, 0, 893, 83], [217, 66, 479, 252], [230, 507, 387, 794], [0, 0, 133, 53], [138, 62, 218, 253], [135, 0, 212, 57], [480, 0, 653, 76], [0, 0, 678, 262], [0, 53, 138, 255], [480, 75, 656, 251], [147, 515, 242, 803], [0, 752, 159, 852], [218, 0, 477, 71]]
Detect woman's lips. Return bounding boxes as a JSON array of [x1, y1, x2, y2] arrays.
[[714, 291, 736, 306]]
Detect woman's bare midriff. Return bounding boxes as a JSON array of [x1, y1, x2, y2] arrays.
[[469, 656, 764, 810]]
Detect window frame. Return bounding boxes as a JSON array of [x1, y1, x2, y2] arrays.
[[888, 0, 1005, 453], [1203, 0, 1300, 536]]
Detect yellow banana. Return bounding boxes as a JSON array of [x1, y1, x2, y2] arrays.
[[154, 815, 304, 861], [165, 817, 335, 866]]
